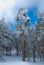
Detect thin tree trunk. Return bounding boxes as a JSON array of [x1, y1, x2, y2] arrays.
[[16, 44, 19, 56], [33, 44, 36, 62]]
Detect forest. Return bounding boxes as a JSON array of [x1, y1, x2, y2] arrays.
[[0, 8, 44, 63]]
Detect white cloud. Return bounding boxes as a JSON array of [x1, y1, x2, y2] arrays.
[[0, 0, 44, 22], [38, 0, 44, 13], [0, 0, 18, 22], [16, 0, 38, 8]]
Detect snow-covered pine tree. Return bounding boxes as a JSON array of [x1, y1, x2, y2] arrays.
[[15, 8, 31, 61]]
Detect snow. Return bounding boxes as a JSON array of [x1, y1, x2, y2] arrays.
[[0, 55, 44, 65]]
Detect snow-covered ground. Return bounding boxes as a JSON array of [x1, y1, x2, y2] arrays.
[[0, 54, 44, 65]]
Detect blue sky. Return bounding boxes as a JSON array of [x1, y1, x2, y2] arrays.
[[28, 6, 38, 26], [9, 6, 38, 30], [0, 0, 44, 30]]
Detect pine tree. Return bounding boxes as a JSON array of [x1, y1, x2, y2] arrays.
[[15, 8, 31, 61]]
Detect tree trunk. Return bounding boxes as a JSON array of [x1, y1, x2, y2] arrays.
[[16, 44, 19, 56], [33, 44, 36, 62], [22, 30, 25, 61]]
